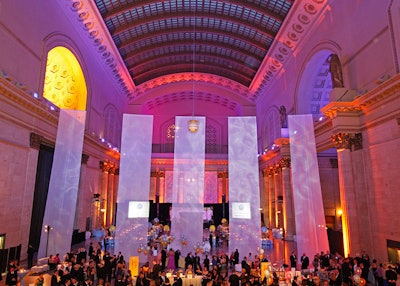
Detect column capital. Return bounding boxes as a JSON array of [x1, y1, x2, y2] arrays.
[[331, 132, 363, 151], [217, 171, 228, 179], [100, 161, 118, 173], [280, 157, 291, 169], [151, 171, 165, 178]]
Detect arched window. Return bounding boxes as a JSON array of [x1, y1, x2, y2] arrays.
[[43, 46, 87, 110], [103, 104, 121, 148]]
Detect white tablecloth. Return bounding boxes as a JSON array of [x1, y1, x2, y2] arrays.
[[182, 276, 203, 286]]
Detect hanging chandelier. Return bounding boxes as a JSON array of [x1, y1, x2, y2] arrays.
[[187, 4, 199, 133]]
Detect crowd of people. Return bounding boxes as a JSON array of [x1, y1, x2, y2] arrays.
[[2, 239, 400, 286]]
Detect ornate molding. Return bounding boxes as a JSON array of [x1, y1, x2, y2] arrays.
[[330, 132, 363, 151], [61, 0, 134, 97], [99, 160, 118, 173], [253, 0, 330, 100], [29, 132, 55, 149]]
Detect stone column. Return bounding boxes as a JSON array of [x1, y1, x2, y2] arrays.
[[274, 166, 283, 228], [106, 166, 116, 227], [331, 132, 362, 257], [75, 154, 89, 231], [99, 161, 109, 228], [267, 167, 275, 228], [280, 157, 295, 240], [159, 171, 165, 203], [112, 168, 119, 226], [261, 170, 269, 226]]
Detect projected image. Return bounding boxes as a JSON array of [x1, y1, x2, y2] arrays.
[[232, 202, 251, 219], [128, 201, 149, 218]]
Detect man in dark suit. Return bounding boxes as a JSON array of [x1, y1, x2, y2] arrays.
[[161, 248, 167, 270], [173, 271, 183, 286]]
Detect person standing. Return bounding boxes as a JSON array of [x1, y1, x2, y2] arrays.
[[5, 266, 18, 286], [300, 253, 309, 270], [290, 251, 297, 270], [27, 243, 35, 268], [385, 266, 397, 286], [161, 248, 167, 270]]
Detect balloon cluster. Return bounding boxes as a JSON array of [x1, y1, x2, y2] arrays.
[[159, 233, 175, 247], [180, 235, 187, 247], [137, 244, 150, 255], [194, 242, 204, 254]]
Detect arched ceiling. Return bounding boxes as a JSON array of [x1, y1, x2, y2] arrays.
[[94, 0, 294, 88], [62, 0, 330, 111]]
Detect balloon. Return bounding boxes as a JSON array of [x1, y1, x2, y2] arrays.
[[261, 226, 267, 233], [353, 274, 361, 285], [137, 248, 142, 253], [163, 225, 170, 232], [360, 278, 366, 286], [260, 249, 264, 254], [221, 218, 227, 224], [209, 225, 216, 232]]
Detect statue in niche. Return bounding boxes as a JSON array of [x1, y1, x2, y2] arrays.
[[328, 54, 345, 88], [279, 105, 288, 128]]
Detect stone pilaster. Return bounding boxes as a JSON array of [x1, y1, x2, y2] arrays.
[[331, 132, 363, 257], [273, 165, 283, 228], [280, 157, 295, 240]]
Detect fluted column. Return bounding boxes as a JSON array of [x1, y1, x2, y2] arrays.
[[112, 168, 119, 226], [261, 170, 269, 226], [280, 157, 295, 240], [273, 166, 283, 228], [159, 172, 165, 203], [331, 132, 362, 257], [218, 171, 228, 218], [99, 161, 109, 228], [106, 166, 116, 227], [75, 154, 89, 230], [267, 167, 275, 228]]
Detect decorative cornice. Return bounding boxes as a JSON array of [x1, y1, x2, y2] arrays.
[[321, 74, 400, 118], [321, 102, 362, 119], [29, 132, 55, 149], [253, 0, 329, 100], [99, 160, 119, 173], [151, 171, 165, 178], [61, 0, 134, 98], [131, 73, 252, 104]]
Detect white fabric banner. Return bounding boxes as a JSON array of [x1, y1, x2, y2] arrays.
[[288, 114, 329, 257], [228, 116, 262, 258], [170, 116, 205, 256], [115, 114, 153, 262], [38, 110, 86, 258]]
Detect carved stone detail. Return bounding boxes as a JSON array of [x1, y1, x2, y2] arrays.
[[331, 132, 363, 151], [30, 133, 43, 150], [280, 157, 291, 168], [217, 171, 228, 179]]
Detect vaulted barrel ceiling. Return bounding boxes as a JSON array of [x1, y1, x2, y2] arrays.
[[93, 0, 294, 87]]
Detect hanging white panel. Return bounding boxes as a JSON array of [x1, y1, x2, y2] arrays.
[[288, 114, 329, 257], [115, 114, 153, 262], [170, 116, 205, 256], [228, 116, 262, 258], [38, 109, 86, 258]]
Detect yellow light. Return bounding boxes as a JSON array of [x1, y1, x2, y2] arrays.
[[43, 46, 87, 111]]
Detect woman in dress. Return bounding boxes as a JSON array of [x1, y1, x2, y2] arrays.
[[167, 249, 175, 270]]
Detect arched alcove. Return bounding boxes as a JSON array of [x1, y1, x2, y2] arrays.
[[296, 49, 333, 119], [43, 46, 87, 111]]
